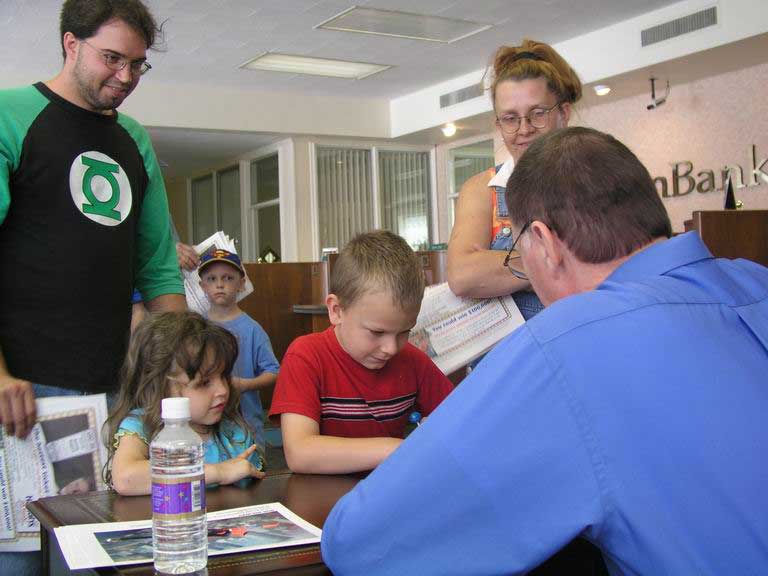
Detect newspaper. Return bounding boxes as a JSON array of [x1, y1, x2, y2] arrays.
[[55, 502, 322, 570], [184, 231, 254, 315], [0, 393, 108, 552], [409, 282, 525, 374]]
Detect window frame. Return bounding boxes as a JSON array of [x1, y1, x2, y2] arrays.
[[185, 138, 296, 263], [309, 139, 435, 258]]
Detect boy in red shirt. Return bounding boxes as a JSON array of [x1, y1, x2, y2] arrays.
[[269, 230, 454, 474]]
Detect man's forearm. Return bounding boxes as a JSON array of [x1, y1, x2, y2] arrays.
[[144, 293, 187, 313], [235, 372, 277, 391]]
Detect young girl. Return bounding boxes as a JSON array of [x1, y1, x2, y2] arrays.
[[104, 311, 265, 496]]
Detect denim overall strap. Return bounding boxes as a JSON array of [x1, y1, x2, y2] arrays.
[[489, 164, 544, 322]]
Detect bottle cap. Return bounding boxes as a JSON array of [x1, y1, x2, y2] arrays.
[[161, 397, 190, 419]]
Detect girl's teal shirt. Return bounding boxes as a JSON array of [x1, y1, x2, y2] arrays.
[[115, 409, 264, 472]]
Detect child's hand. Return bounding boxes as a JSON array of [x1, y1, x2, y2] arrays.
[[212, 445, 265, 485]]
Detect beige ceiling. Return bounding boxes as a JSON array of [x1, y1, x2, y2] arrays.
[[400, 31, 768, 146], [2, 0, 679, 98], [2, 0, 764, 177]]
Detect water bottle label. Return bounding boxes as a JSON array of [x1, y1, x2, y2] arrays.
[[151, 475, 205, 518]]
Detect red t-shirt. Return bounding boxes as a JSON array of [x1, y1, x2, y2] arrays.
[[269, 327, 454, 438]]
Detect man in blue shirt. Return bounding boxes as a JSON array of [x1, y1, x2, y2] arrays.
[[321, 127, 768, 575]]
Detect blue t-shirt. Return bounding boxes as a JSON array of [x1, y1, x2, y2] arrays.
[[116, 409, 263, 471], [322, 232, 768, 575], [211, 313, 279, 450]]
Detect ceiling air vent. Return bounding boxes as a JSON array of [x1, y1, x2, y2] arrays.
[[641, 6, 717, 47], [440, 83, 483, 108]]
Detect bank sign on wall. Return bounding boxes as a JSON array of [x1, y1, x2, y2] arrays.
[[654, 145, 767, 199]]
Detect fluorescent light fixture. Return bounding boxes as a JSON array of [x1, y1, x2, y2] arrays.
[[316, 6, 491, 43], [593, 84, 611, 96], [239, 52, 391, 80], [441, 123, 457, 137]]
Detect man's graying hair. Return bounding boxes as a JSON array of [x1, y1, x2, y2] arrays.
[[60, 0, 164, 59], [506, 127, 672, 263]]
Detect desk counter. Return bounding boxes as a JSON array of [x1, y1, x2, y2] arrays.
[[28, 472, 362, 575]]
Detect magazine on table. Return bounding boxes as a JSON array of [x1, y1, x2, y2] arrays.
[[409, 282, 525, 374], [183, 231, 254, 315], [54, 502, 322, 570], [0, 393, 108, 552]]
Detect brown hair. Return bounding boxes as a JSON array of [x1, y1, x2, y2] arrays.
[[330, 230, 425, 311], [103, 311, 249, 486], [489, 39, 582, 108], [505, 127, 672, 263], [60, 0, 164, 59]]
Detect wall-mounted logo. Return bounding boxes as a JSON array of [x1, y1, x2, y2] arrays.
[[655, 145, 767, 199], [69, 151, 132, 226]]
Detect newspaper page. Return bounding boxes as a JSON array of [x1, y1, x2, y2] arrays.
[[0, 393, 108, 552], [184, 231, 255, 315], [55, 502, 322, 570], [409, 282, 525, 374]]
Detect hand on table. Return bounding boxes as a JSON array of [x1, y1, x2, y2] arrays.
[[213, 445, 266, 485]]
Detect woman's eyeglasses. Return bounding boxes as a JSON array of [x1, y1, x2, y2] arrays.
[[496, 102, 561, 135]]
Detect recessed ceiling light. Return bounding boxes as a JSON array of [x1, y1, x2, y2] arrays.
[[593, 84, 611, 96], [239, 52, 391, 80], [441, 123, 457, 137], [316, 6, 491, 43]]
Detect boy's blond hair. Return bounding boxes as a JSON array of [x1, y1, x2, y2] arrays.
[[330, 230, 425, 311]]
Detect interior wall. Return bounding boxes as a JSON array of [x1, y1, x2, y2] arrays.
[[575, 59, 768, 232], [169, 57, 768, 254], [476, 58, 768, 234], [390, 0, 768, 138]]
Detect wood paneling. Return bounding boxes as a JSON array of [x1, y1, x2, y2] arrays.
[[239, 262, 328, 409], [686, 210, 768, 266]]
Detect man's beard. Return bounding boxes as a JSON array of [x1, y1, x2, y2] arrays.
[[73, 55, 132, 111]]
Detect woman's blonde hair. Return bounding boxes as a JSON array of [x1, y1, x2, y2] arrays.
[[489, 38, 582, 108], [103, 311, 249, 486]]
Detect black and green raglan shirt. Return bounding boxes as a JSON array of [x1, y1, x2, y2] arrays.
[[0, 83, 184, 393]]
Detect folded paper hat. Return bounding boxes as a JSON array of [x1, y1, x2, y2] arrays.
[[198, 248, 245, 275]]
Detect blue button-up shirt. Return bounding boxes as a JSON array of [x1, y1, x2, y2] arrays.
[[322, 232, 768, 575]]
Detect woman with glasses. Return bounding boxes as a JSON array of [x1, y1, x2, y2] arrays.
[[447, 39, 582, 320]]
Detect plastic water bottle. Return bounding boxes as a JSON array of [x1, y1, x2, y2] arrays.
[[151, 397, 207, 574]]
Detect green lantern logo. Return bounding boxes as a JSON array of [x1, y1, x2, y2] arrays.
[[69, 151, 132, 226]]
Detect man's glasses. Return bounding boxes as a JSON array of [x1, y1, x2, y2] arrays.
[[503, 221, 531, 280], [496, 102, 561, 135], [80, 39, 152, 76]]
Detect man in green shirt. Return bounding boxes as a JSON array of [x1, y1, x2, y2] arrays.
[[0, 2, 185, 571]]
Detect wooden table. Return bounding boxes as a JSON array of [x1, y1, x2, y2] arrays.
[[28, 472, 362, 575]]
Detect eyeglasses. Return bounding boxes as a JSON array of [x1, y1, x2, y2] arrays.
[[80, 39, 152, 76], [496, 102, 561, 135], [503, 221, 531, 280]]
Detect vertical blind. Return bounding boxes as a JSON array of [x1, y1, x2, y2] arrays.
[[317, 147, 432, 253], [453, 156, 493, 193], [316, 147, 374, 251], [449, 150, 494, 226], [378, 150, 431, 250]]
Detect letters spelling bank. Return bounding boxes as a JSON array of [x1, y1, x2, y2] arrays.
[[654, 145, 768, 198]]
